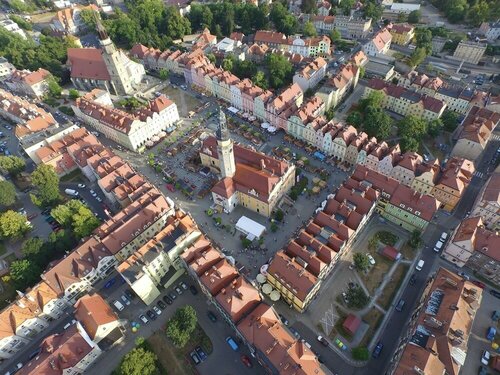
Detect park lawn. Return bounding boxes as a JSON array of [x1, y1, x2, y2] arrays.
[[359, 255, 392, 295], [359, 307, 384, 348], [148, 323, 212, 375], [377, 264, 410, 310]]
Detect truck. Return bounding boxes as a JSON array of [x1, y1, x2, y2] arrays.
[[64, 189, 79, 197]]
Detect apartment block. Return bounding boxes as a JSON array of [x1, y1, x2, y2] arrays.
[[117, 213, 201, 305], [363, 28, 392, 56], [292, 57, 327, 91], [470, 168, 500, 230], [315, 63, 359, 111], [451, 106, 500, 161], [267, 177, 378, 312], [442, 217, 500, 285], [51, 5, 97, 34], [411, 160, 440, 195], [4, 68, 51, 98], [310, 15, 372, 39], [73, 89, 179, 152], [254, 31, 331, 57], [388, 23, 415, 45], [389, 268, 482, 375]]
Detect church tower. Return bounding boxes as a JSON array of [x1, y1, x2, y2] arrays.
[[216, 109, 236, 178], [96, 19, 134, 95]]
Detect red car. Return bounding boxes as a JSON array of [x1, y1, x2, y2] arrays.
[[27, 213, 38, 220], [166, 184, 175, 192], [240, 355, 252, 368], [471, 280, 486, 289]]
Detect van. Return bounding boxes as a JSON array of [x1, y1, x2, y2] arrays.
[[416, 260, 425, 271], [486, 326, 496, 341], [433, 240, 444, 252], [113, 300, 124, 311], [440, 232, 448, 242], [64, 189, 79, 197], [395, 299, 406, 312], [225, 336, 239, 351]]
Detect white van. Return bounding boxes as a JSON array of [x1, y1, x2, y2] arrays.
[[113, 300, 124, 311], [434, 240, 444, 252], [416, 260, 425, 271], [64, 188, 79, 197], [440, 232, 448, 242]]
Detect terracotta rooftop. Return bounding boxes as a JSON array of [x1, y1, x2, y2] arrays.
[[458, 106, 500, 145], [74, 294, 118, 340], [237, 303, 325, 375], [181, 236, 223, 276], [389, 23, 414, 34], [254, 30, 287, 44], [437, 157, 474, 193], [8, 68, 51, 86], [215, 276, 261, 323], [67, 48, 110, 81], [451, 217, 500, 261], [17, 325, 95, 375], [297, 57, 326, 79], [394, 267, 482, 375], [200, 259, 239, 296], [371, 28, 392, 51]]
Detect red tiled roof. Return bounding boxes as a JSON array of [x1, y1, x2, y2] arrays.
[[67, 48, 110, 81], [74, 294, 118, 340]]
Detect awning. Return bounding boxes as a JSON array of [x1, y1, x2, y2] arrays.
[[158, 131, 167, 137], [267, 126, 277, 133], [270, 290, 280, 301], [236, 216, 266, 239], [260, 264, 269, 275], [151, 136, 160, 142], [262, 284, 272, 294], [256, 274, 266, 283], [145, 141, 154, 147], [261, 122, 270, 129], [227, 106, 239, 114], [242, 112, 249, 118], [249, 116, 256, 121]]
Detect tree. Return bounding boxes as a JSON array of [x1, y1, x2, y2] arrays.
[[346, 285, 369, 309], [303, 21, 317, 37], [222, 55, 235, 72], [51, 200, 100, 238], [31, 164, 60, 207], [10, 259, 41, 290], [340, 0, 355, 15], [79, 8, 98, 29], [117, 347, 159, 375], [206, 53, 216, 64], [359, 91, 385, 111], [166, 306, 197, 348], [0, 181, 17, 206], [21, 237, 44, 264], [441, 110, 459, 132], [0, 156, 26, 176], [233, 60, 257, 79], [428, 119, 443, 137], [364, 107, 392, 139], [162, 6, 191, 40], [300, 0, 317, 14], [468, 0, 489, 26], [159, 68, 169, 80], [363, 1, 383, 20], [68, 89, 80, 100], [274, 209, 284, 222], [9, 15, 32, 31], [414, 28, 433, 54], [46, 77, 62, 98], [325, 107, 335, 121], [407, 10, 421, 24], [330, 29, 341, 43], [359, 66, 366, 79], [252, 70, 268, 90], [408, 47, 428, 67], [0, 210, 30, 239], [409, 230, 422, 249], [398, 115, 427, 139], [270, 3, 298, 35], [265, 53, 293, 89], [400, 136, 420, 152], [353, 253, 370, 272], [346, 111, 363, 127]]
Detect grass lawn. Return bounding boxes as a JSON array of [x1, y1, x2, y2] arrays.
[[377, 264, 410, 310], [148, 323, 212, 375], [60, 169, 83, 183], [360, 255, 392, 295], [359, 307, 384, 347]]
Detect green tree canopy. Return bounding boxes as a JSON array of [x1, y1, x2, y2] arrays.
[[166, 306, 198, 348], [0, 181, 17, 207], [346, 111, 363, 127], [441, 110, 459, 132], [265, 53, 293, 89], [301, 0, 318, 14], [30, 164, 60, 207], [428, 119, 443, 137], [0, 210, 30, 239], [303, 21, 317, 37], [408, 47, 428, 68], [398, 115, 428, 139], [330, 29, 341, 43], [0, 156, 26, 176], [252, 70, 269, 90], [10, 259, 41, 290], [21, 237, 45, 265], [47, 77, 62, 98], [51, 200, 100, 238], [340, 0, 355, 15], [364, 107, 392, 139], [400, 136, 420, 152], [116, 347, 160, 375], [270, 2, 298, 35], [407, 10, 421, 24], [68, 89, 80, 100], [363, 0, 383, 20], [9, 15, 32, 31], [353, 253, 370, 272]]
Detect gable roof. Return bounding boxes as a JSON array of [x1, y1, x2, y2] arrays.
[[67, 48, 110, 81], [74, 294, 118, 340]]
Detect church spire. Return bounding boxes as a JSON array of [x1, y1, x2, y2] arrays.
[[216, 107, 229, 141], [94, 12, 109, 41]]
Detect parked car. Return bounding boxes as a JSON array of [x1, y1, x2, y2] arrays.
[[90, 190, 97, 197], [139, 314, 149, 324], [152, 306, 162, 316], [478, 365, 489, 375], [289, 327, 300, 339], [77, 183, 86, 188], [120, 295, 131, 306], [179, 281, 188, 290], [492, 310, 500, 321], [113, 300, 124, 311], [226, 336, 239, 351], [157, 300, 167, 309], [163, 295, 173, 304], [471, 280, 486, 289], [146, 310, 157, 320], [175, 286, 182, 295], [372, 342, 383, 358], [124, 289, 135, 300], [367, 254, 376, 265], [240, 355, 252, 368], [189, 351, 201, 365], [207, 310, 217, 322], [189, 285, 198, 295], [486, 326, 496, 341], [335, 338, 347, 350], [317, 336, 329, 347], [195, 346, 207, 361], [278, 314, 289, 326], [104, 278, 116, 289], [490, 290, 500, 299], [395, 299, 406, 312], [169, 292, 177, 300], [481, 350, 490, 365], [409, 274, 417, 285]]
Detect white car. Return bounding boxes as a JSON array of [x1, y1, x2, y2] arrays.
[[95, 196, 103, 202], [367, 254, 376, 266], [152, 306, 162, 315], [77, 183, 86, 188], [90, 190, 97, 197], [481, 350, 490, 365]]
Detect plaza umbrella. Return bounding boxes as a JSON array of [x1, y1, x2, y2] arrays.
[[270, 290, 281, 301], [256, 274, 266, 284], [262, 283, 273, 294]]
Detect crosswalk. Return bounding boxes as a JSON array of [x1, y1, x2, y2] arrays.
[[474, 171, 485, 179]]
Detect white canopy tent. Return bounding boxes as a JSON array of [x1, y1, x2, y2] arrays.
[[236, 216, 266, 240]]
